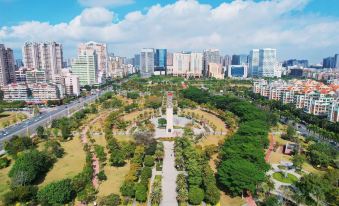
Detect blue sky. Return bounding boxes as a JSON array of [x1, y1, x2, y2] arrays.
[[1, 0, 339, 63], [1, 0, 339, 26]]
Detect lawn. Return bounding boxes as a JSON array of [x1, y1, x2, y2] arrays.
[[97, 162, 130, 197], [39, 137, 86, 186], [0, 112, 27, 129], [183, 109, 227, 133], [302, 162, 326, 175], [268, 149, 291, 164], [0, 161, 12, 198], [198, 134, 225, 147], [272, 172, 298, 184], [220, 192, 245, 206], [121, 109, 152, 122]]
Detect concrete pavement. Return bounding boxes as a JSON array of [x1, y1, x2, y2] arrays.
[[160, 141, 178, 206]]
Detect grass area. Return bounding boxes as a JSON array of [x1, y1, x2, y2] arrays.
[[269, 150, 291, 164], [39, 137, 86, 186], [0, 161, 12, 198], [97, 162, 130, 197], [183, 109, 227, 133], [0, 112, 27, 129], [121, 109, 152, 122], [302, 162, 326, 175], [115, 135, 134, 142], [220, 192, 245, 206], [199, 134, 225, 147], [272, 172, 298, 184]]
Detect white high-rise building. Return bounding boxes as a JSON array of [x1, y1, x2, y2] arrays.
[[249, 49, 259, 77], [78, 41, 108, 82], [0, 44, 16, 86], [140, 48, 154, 78], [257, 48, 281, 78], [173, 52, 203, 77], [22, 42, 63, 82], [71, 49, 98, 86], [203, 49, 220, 76]]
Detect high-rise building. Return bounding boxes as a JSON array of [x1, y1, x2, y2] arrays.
[[249, 49, 259, 77], [78, 41, 108, 82], [322, 56, 335, 68], [134, 54, 140, 71], [334, 54, 339, 69], [208, 63, 224, 79], [140, 48, 154, 78], [22, 42, 63, 82], [283, 59, 309, 68], [258, 48, 281, 78], [15, 59, 23, 69], [71, 49, 98, 86], [203, 49, 220, 76], [167, 52, 173, 66], [0, 44, 16, 86], [173, 52, 203, 77], [223, 55, 232, 67], [154, 49, 167, 75], [232, 54, 248, 65]]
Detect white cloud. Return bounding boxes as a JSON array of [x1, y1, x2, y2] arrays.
[[1, 0, 339, 63], [78, 0, 134, 7]]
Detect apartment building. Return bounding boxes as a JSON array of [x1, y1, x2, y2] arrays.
[[3, 83, 29, 101], [0, 44, 16, 86], [328, 100, 339, 122]]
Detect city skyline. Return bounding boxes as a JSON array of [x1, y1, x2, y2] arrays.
[[1, 0, 339, 63]]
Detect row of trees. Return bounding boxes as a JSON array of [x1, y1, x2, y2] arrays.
[[182, 87, 271, 196], [249, 92, 339, 142], [174, 137, 220, 205]]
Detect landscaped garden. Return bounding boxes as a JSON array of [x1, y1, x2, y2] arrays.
[[272, 172, 298, 184]]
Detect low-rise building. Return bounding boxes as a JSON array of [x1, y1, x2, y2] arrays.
[[3, 83, 29, 101]]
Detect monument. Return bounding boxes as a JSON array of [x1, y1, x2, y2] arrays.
[[166, 92, 174, 134]]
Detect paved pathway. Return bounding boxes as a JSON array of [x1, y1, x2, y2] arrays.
[[265, 133, 276, 163], [160, 141, 178, 206]]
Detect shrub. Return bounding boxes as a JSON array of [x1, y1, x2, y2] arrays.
[[97, 170, 107, 181], [188, 186, 204, 205], [0, 156, 10, 169], [144, 155, 155, 167], [2, 185, 38, 205], [98, 193, 121, 206]]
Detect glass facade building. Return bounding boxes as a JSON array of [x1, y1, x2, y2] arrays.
[[155, 49, 167, 74]]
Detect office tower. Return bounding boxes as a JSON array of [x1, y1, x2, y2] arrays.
[[71, 49, 98, 86], [133, 54, 140, 71], [154, 49, 167, 75], [22, 42, 63, 82], [249, 49, 259, 77], [232, 54, 248, 65], [0, 44, 16, 86], [78, 41, 108, 82], [258, 48, 281, 78], [223, 55, 231, 67], [283, 59, 309, 68], [140, 48, 154, 78], [203, 49, 220, 76], [322, 57, 335, 68]]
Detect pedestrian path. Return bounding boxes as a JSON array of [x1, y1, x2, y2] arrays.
[[160, 141, 178, 206]]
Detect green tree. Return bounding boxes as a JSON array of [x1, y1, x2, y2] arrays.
[[144, 155, 155, 167], [135, 183, 148, 202], [307, 143, 337, 168], [218, 158, 267, 196], [188, 186, 204, 205], [43, 140, 64, 158], [37, 179, 75, 205], [2, 185, 38, 205], [158, 118, 167, 127], [77, 184, 97, 204], [9, 150, 53, 186], [120, 181, 135, 197], [4, 136, 35, 158], [110, 150, 125, 166], [292, 154, 305, 171], [36, 126, 45, 139], [262, 196, 280, 206]]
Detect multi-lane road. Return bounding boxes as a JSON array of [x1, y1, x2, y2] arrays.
[[0, 88, 111, 150]]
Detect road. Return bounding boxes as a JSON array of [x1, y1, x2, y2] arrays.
[[0, 87, 112, 150]]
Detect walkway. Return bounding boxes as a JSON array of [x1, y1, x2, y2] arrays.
[[265, 133, 276, 163], [160, 141, 178, 206]]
